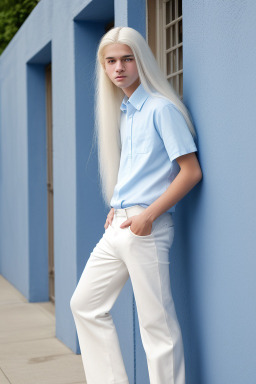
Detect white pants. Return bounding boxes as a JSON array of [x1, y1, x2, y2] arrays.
[[70, 205, 185, 384]]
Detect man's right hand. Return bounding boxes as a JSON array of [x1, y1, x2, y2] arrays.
[[104, 207, 114, 229]]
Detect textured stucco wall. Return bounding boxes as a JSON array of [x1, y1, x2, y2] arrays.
[[172, 1, 256, 383], [0, 2, 143, 380], [0, 0, 134, 364]]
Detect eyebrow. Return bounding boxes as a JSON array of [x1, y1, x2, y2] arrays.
[[105, 54, 134, 60]]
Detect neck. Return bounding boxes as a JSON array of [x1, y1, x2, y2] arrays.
[[122, 79, 141, 98]]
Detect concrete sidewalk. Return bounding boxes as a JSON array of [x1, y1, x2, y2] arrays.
[[0, 275, 86, 384]]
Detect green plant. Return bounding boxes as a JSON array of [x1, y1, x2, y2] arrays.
[[0, 0, 40, 55]]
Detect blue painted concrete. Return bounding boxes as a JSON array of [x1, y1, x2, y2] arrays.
[[1, 0, 256, 383], [0, 0, 132, 359], [174, 1, 256, 383]]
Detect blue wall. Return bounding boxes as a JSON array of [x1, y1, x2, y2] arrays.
[[0, 1, 141, 380], [173, 1, 256, 383], [1, 0, 256, 383], [0, 0, 133, 366]]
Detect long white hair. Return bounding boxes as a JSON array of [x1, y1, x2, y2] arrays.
[[94, 26, 196, 208]]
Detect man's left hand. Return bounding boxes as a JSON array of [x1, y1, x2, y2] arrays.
[[119, 214, 153, 236]]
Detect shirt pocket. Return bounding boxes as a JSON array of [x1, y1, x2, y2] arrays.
[[132, 125, 151, 154]]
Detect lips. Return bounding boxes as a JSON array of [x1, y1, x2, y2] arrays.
[[115, 76, 126, 79]]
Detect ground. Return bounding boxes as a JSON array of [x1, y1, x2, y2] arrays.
[[0, 275, 86, 384]]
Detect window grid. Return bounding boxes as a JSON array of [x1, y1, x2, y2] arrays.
[[162, 0, 183, 98]]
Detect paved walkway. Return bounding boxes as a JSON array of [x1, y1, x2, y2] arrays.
[[0, 275, 86, 384]]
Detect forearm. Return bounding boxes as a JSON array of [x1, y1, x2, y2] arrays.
[[142, 164, 202, 223]]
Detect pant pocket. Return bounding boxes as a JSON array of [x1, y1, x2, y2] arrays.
[[128, 225, 154, 238]]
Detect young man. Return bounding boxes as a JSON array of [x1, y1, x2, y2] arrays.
[[70, 27, 202, 384]]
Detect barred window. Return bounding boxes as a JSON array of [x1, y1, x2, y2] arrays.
[[147, 0, 183, 99]]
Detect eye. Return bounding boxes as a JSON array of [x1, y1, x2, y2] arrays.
[[107, 59, 115, 64], [125, 58, 133, 62]]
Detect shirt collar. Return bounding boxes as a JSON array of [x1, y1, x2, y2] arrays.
[[120, 83, 149, 112]]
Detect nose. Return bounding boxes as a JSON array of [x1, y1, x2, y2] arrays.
[[115, 60, 124, 72]]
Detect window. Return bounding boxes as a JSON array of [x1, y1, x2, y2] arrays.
[[147, 0, 183, 99]]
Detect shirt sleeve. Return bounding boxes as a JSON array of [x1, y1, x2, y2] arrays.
[[154, 103, 198, 162]]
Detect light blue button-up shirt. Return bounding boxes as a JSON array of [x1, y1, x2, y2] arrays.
[[110, 83, 197, 213]]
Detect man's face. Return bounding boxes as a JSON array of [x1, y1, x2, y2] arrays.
[[103, 43, 140, 96]]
